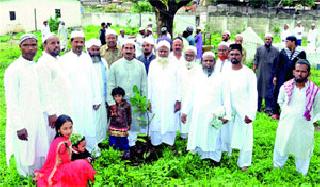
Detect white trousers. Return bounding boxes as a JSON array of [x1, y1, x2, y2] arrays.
[[150, 131, 176, 146], [16, 156, 45, 177], [128, 130, 139, 147], [273, 148, 311, 175], [194, 147, 221, 162], [236, 149, 252, 168]]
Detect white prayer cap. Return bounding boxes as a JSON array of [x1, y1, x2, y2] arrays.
[[185, 45, 197, 55], [223, 30, 231, 36], [156, 40, 170, 50], [105, 29, 117, 36], [19, 33, 37, 45], [196, 26, 202, 31], [311, 23, 316, 26], [265, 33, 273, 38], [146, 27, 152, 32], [139, 27, 145, 31], [71, 30, 85, 39], [143, 37, 155, 45], [297, 20, 302, 24], [43, 32, 57, 43], [86, 39, 101, 48], [218, 41, 229, 47], [202, 51, 215, 58], [122, 39, 136, 47]]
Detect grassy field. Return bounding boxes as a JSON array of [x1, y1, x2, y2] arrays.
[[0, 27, 320, 186]]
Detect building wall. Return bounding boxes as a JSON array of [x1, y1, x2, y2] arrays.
[[0, 0, 81, 35]]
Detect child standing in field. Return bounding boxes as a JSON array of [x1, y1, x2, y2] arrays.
[[108, 87, 132, 159]]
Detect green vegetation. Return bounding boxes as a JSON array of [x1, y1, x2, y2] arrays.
[[0, 26, 320, 186]]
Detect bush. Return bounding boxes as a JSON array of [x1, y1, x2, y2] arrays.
[[131, 0, 153, 13], [48, 17, 60, 32]]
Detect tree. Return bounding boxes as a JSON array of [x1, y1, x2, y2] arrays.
[[147, 0, 193, 37]]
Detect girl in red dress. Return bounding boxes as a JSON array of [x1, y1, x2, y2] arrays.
[[35, 114, 96, 187]]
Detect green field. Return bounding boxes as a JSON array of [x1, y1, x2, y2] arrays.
[[0, 27, 320, 186]]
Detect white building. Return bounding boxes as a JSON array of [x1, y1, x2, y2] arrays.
[[0, 0, 82, 35]]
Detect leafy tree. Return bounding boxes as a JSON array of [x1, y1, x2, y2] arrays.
[[147, 0, 193, 37], [131, 0, 154, 13]]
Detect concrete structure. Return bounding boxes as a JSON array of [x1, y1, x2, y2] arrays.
[[0, 0, 81, 35]]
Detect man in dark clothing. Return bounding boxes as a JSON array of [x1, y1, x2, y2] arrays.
[[253, 34, 279, 115], [137, 38, 156, 74], [272, 36, 307, 119], [99, 22, 106, 45]]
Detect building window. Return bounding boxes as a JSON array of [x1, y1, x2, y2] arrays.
[[9, 11, 16, 21], [55, 9, 61, 18]]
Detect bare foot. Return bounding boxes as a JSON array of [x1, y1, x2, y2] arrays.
[[241, 166, 248, 172]]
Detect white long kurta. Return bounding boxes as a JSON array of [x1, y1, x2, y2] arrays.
[[60, 52, 101, 150], [92, 59, 108, 144], [37, 53, 72, 142], [307, 29, 318, 53], [214, 59, 231, 74], [148, 58, 181, 145], [223, 66, 257, 158], [182, 67, 230, 156], [274, 83, 320, 160], [179, 61, 200, 136], [5, 57, 49, 176]]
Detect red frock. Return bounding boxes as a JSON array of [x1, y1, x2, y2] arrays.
[[35, 136, 96, 187]]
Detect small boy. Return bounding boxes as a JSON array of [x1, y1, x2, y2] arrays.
[[108, 86, 132, 159], [71, 133, 93, 163]]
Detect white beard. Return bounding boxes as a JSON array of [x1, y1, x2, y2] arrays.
[[185, 60, 195, 70]]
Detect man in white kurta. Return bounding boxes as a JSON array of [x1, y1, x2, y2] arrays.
[[281, 24, 291, 48], [181, 52, 230, 163], [214, 42, 231, 74], [294, 21, 304, 46], [60, 31, 101, 152], [37, 34, 72, 144], [148, 40, 181, 146], [178, 46, 200, 139], [41, 21, 51, 41], [5, 34, 49, 176], [86, 39, 108, 153], [307, 23, 318, 53], [107, 39, 147, 147], [223, 44, 258, 171], [273, 59, 320, 175]]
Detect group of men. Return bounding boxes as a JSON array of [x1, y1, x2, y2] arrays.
[[4, 22, 319, 178], [280, 21, 318, 53]]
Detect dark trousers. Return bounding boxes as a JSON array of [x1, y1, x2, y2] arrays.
[[109, 136, 129, 151], [258, 96, 273, 112], [272, 85, 281, 115]]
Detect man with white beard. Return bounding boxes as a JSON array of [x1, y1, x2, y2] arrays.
[[214, 42, 231, 74], [223, 44, 258, 171], [148, 40, 181, 147], [86, 39, 108, 154], [181, 52, 231, 165], [60, 30, 101, 152], [37, 33, 72, 143], [178, 46, 200, 139]]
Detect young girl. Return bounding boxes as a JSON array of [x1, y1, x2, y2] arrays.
[[71, 133, 93, 163], [108, 87, 132, 159], [35, 114, 96, 187]]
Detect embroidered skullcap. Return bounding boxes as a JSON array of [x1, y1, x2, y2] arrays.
[[71, 30, 85, 39], [218, 41, 229, 47], [224, 30, 231, 36], [265, 33, 273, 38], [146, 27, 152, 32], [19, 34, 37, 45], [122, 39, 136, 47], [86, 39, 101, 48], [43, 32, 56, 43], [185, 45, 197, 56], [202, 51, 215, 58], [186, 26, 194, 32], [156, 40, 170, 50], [143, 37, 155, 45], [139, 27, 145, 31], [161, 26, 167, 32], [105, 29, 117, 36]]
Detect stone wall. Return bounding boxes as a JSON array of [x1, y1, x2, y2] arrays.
[[203, 5, 320, 35]]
